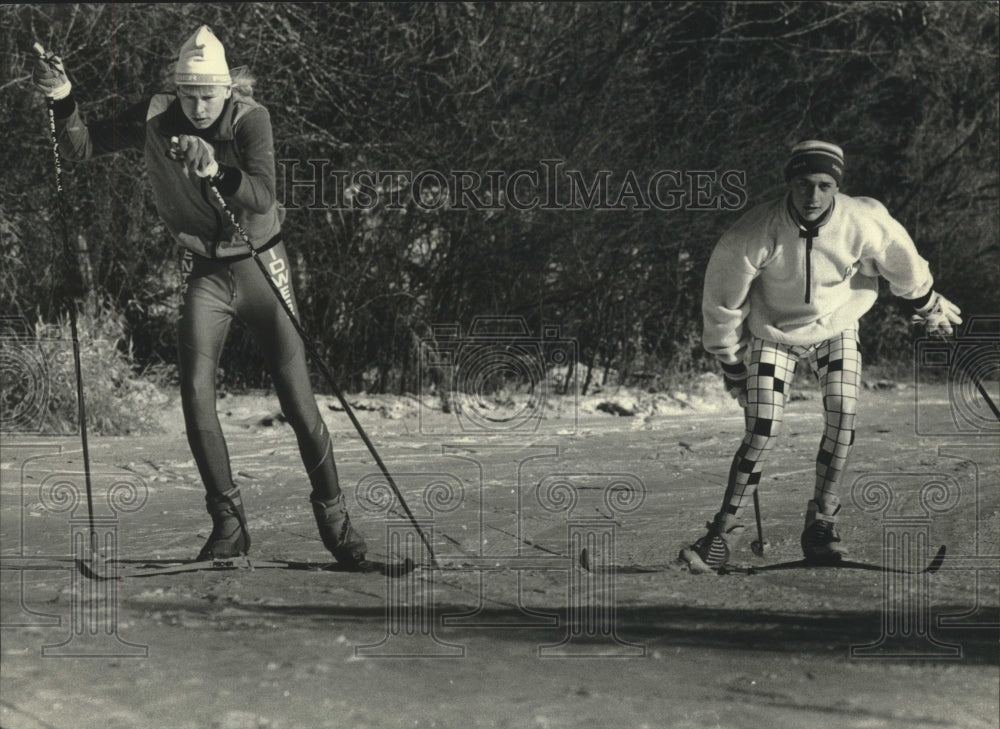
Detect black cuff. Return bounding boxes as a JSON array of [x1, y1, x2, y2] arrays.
[[904, 289, 934, 313], [720, 361, 747, 376], [51, 94, 76, 120], [211, 164, 243, 197]]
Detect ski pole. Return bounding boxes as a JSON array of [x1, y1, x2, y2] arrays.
[[36, 44, 98, 556], [948, 333, 1000, 424], [915, 318, 999, 425], [750, 489, 768, 557], [205, 180, 439, 567]]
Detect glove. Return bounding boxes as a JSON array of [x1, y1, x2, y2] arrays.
[[167, 135, 219, 178], [32, 43, 72, 100], [911, 292, 962, 337], [721, 361, 749, 409]]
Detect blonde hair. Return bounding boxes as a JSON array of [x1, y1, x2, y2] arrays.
[[229, 67, 256, 99]]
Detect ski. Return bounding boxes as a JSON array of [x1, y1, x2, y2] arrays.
[[578, 548, 682, 574], [77, 555, 416, 580], [579, 545, 947, 576], [720, 545, 947, 576]]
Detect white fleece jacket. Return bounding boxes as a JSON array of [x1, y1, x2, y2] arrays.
[[702, 193, 933, 365]]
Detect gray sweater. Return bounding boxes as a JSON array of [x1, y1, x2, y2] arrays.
[[54, 92, 282, 258], [702, 193, 934, 364]]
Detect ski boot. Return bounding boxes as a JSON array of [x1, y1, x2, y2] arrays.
[[801, 498, 848, 563], [196, 486, 250, 561], [311, 493, 368, 569], [678, 512, 745, 574]]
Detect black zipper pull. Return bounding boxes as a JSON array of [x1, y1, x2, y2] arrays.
[[804, 235, 813, 304]]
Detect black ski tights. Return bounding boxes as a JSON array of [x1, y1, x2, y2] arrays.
[[178, 241, 340, 502]]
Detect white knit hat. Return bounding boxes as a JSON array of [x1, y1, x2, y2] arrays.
[[175, 26, 231, 86]]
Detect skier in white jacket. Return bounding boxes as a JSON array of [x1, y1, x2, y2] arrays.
[[680, 140, 962, 573]]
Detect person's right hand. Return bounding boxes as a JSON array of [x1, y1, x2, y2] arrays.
[[167, 135, 220, 179], [32, 43, 72, 100]]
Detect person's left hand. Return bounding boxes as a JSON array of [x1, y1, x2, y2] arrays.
[[32, 43, 72, 100], [168, 135, 219, 178], [912, 292, 962, 338], [722, 362, 749, 409]]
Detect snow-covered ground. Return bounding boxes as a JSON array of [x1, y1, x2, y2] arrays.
[[2, 381, 997, 729]]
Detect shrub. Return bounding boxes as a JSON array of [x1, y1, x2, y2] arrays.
[[0, 302, 166, 436]]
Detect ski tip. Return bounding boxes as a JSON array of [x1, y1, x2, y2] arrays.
[[352, 557, 416, 577], [926, 544, 947, 573]]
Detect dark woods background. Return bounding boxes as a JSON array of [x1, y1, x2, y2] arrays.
[[3, 2, 997, 396]]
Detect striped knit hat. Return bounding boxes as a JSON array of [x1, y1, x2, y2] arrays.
[[175, 26, 231, 86], [783, 140, 845, 184]]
